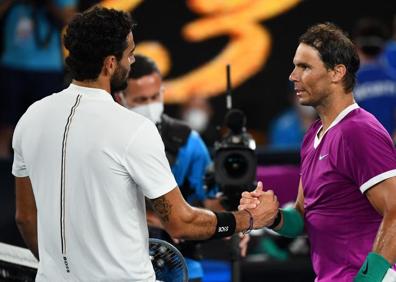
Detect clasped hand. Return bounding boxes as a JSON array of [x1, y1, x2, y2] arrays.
[[239, 181, 279, 229]]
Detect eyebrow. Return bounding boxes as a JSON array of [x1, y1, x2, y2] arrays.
[[294, 61, 310, 68]]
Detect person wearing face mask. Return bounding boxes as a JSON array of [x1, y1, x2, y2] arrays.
[[113, 54, 250, 282], [180, 95, 218, 148]]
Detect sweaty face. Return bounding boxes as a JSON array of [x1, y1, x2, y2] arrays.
[[122, 72, 163, 108], [289, 43, 333, 107], [110, 32, 135, 92]]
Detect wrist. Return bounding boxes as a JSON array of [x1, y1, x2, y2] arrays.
[[354, 252, 391, 282], [210, 212, 236, 239], [267, 209, 282, 229], [242, 209, 253, 235]]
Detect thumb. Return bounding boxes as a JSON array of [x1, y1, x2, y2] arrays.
[[251, 181, 264, 197]]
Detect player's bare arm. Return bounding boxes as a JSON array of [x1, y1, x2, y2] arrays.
[[151, 182, 279, 240], [365, 176, 396, 264], [151, 190, 251, 256], [15, 176, 39, 260]]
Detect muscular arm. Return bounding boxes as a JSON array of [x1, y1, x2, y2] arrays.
[[365, 176, 396, 264], [15, 177, 39, 260], [150, 186, 278, 240]]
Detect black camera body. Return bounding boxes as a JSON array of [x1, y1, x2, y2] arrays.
[[213, 109, 257, 210]]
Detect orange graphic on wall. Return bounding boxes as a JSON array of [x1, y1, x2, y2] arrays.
[[101, 0, 301, 103]]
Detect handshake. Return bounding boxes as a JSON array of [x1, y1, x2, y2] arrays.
[[237, 181, 280, 230]]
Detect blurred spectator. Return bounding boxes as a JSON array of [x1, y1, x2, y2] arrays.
[[268, 94, 317, 150], [180, 95, 218, 148], [353, 18, 396, 139], [382, 14, 396, 77], [0, 0, 77, 158]]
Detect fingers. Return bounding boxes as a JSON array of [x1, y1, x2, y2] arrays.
[[251, 181, 265, 197], [249, 189, 280, 229], [238, 196, 260, 210], [239, 188, 277, 211], [254, 181, 264, 193]]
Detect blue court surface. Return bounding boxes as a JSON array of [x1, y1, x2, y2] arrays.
[[202, 259, 231, 282]]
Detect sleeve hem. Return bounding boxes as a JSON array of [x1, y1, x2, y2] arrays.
[[360, 169, 396, 193], [146, 182, 177, 200], [12, 170, 29, 178]]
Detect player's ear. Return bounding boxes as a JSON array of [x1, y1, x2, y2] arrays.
[[331, 64, 347, 84], [103, 55, 117, 76]]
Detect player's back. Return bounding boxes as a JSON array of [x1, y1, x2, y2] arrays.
[[12, 84, 156, 281]]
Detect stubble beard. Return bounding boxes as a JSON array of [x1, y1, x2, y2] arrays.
[[110, 65, 129, 93]]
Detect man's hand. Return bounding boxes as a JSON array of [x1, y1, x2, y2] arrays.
[[241, 182, 279, 229], [238, 183, 266, 210]]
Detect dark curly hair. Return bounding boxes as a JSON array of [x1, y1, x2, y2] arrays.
[[299, 22, 360, 92], [64, 7, 135, 81]]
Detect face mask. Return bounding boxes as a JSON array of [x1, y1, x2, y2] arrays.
[[130, 102, 164, 124], [184, 109, 209, 132]]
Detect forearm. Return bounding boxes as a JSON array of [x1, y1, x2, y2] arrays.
[[159, 206, 249, 240], [354, 213, 396, 281], [152, 185, 278, 240], [372, 212, 396, 263], [152, 195, 251, 240], [166, 206, 217, 240], [16, 218, 39, 260]]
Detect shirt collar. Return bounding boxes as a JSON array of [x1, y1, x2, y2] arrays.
[[314, 103, 359, 148], [67, 83, 114, 101]]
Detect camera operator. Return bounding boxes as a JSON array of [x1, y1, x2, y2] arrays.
[[0, 0, 77, 159]]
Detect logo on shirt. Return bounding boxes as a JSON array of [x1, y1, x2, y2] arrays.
[[319, 154, 329, 160], [362, 261, 369, 275]]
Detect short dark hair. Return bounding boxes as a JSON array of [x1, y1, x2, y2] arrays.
[[299, 22, 360, 92], [64, 7, 135, 81], [128, 54, 160, 79]]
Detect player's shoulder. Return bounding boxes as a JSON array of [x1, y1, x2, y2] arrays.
[[338, 108, 388, 140], [21, 91, 62, 118]]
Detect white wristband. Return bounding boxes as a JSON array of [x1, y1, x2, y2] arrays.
[[383, 268, 396, 282]]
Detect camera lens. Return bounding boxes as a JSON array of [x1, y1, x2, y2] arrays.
[[223, 153, 248, 178]]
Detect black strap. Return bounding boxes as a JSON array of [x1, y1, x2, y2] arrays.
[[157, 114, 191, 166], [210, 212, 236, 239], [267, 209, 282, 229]]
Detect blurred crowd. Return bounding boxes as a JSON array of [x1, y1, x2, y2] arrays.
[[1, 3, 395, 159], [1, 2, 396, 158], [1, 2, 396, 279]]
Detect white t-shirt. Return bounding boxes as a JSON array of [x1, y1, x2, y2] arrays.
[[12, 84, 177, 282]]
